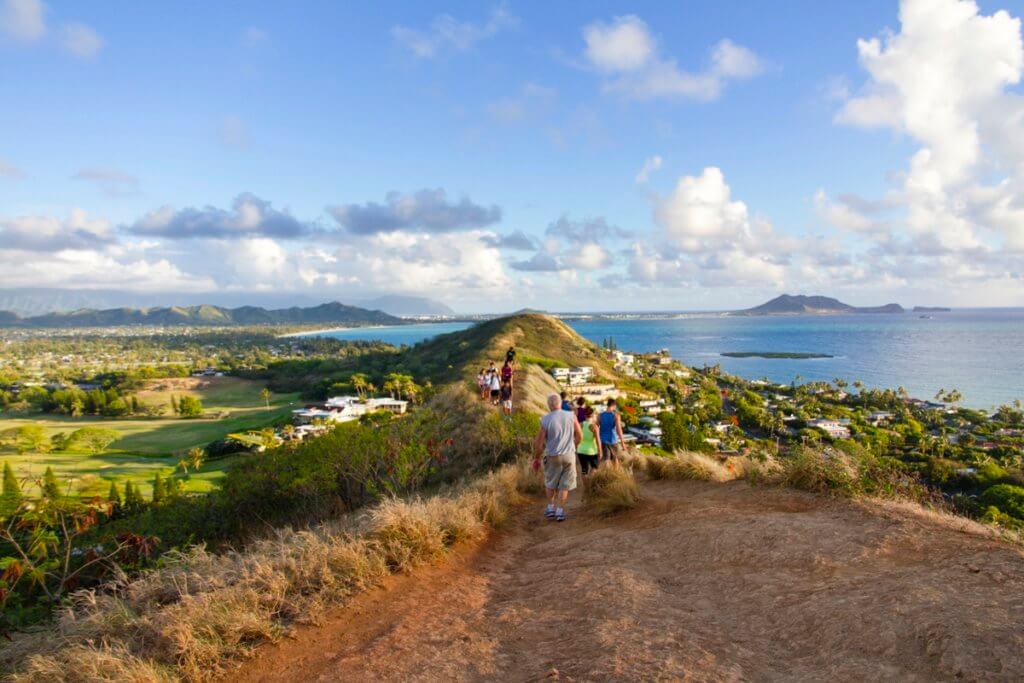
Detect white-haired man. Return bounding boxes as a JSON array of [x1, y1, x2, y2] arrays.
[[534, 393, 582, 522]]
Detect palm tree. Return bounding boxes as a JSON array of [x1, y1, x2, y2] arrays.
[[260, 387, 271, 410], [351, 373, 369, 399], [179, 446, 206, 476]]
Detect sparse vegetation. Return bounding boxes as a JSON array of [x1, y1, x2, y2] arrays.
[[583, 465, 642, 516]]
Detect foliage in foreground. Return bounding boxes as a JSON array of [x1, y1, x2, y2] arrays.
[[2, 463, 537, 682], [583, 464, 642, 516]]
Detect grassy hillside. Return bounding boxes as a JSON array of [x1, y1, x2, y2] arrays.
[[287, 313, 636, 410]]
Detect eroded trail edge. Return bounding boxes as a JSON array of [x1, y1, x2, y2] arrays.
[[232, 480, 1024, 682]]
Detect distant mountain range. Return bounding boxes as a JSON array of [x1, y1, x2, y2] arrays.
[[0, 302, 404, 328], [733, 294, 905, 316], [0, 288, 453, 317]]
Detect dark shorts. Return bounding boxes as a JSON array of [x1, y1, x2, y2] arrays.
[[578, 452, 599, 475], [490, 389, 500, 398], [601, 441, 623, 461]]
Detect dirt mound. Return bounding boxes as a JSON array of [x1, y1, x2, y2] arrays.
[[231, 480, 1024, 681]]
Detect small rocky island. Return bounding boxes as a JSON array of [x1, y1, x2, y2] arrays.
[[722, 351, 834, 359]]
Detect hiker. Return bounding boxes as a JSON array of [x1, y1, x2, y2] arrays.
[[505, 346, 516, 367], [534, 393, 582, 522], [560, 391, 573, 412], [599, 397, 626, 465], [489, 370, 502, 405], [577, 406, 602, 476], [575, 396, 587, 424], [500, 379, 513, 416], [477, 368, 489, 400], [501, 359, 514, 388]]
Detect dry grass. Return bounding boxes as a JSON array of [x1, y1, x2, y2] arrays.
[[3, 463, 534, 682], [776, 448, 858, 497], [642, 451, 741, 482], [584, 464, 642, 516]]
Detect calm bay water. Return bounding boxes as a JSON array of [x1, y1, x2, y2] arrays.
[[307, 310, 1024, 410]]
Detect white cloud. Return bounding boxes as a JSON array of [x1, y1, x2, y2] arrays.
[[582, 15, 654, 72], [655, 167, 749, 249], [392, 5, 516, 59], [61, 22, 102, 57], [836, 0, 1024, 253], [1, 0, 44, 42], [634, 154, 663, 184], [0, 208, 114, 251], [581, 15, 764, 101]]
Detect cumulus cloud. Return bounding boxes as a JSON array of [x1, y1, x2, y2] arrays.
[[625, 167, 796, 289], [73, 167, 139, 196], [392, 4, 516, 59], [61, 22, 102, 57], [0, 208, 114, 251], [835, 0, 1024, 254], [328, 189, 501, 235], [1, 0, 44, 42], [634, 154, 663, 184], [581, 16, 763, 101], [129, 194, 310, 240]]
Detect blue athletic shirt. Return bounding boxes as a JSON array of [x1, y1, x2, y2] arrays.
[[599, 411, 619, 444]]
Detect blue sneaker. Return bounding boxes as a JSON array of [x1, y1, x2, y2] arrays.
[[544, 506, 555, 519], [556, 509, 566, 522]]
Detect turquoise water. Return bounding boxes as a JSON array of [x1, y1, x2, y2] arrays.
[[569, 310, 1024, 411], [305, 310, 1024, 410]]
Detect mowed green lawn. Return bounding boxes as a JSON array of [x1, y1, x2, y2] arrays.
[[0, 377, 301, 498]]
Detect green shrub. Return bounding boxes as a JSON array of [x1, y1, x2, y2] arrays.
[[979, 483, 1024, 520]]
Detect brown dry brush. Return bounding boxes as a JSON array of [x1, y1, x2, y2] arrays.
[[3, 464, 534, 682], [583, 464, 642, 516]]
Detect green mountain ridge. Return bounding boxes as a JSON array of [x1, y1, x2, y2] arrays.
[[0, 301, 403, 328]]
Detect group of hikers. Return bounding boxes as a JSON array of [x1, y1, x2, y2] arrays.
[[534, 391, 625, 523], [479, 345, 626, 522], [476, 346, 516, 416]]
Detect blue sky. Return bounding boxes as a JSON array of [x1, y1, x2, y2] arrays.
[[1, 0, 1022, 312]]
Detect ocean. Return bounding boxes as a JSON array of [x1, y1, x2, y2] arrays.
[[303, 309, 1024, 411]]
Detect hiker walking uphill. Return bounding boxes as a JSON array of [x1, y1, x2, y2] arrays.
[[534, 393, 582, 522], [599, 398, 626, 465]]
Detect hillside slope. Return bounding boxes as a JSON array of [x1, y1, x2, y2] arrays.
[[234, 479, 1024, 682]]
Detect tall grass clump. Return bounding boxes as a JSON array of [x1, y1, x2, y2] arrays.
[[584, 465, 642, 516], [643, 450, 738, 482], [777, 447, 858, 496], [3, 462, 534, 682]]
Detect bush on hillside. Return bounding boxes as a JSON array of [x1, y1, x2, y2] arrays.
[[778, 448, 858, 496], [2, 465, 533, 681], [979, 484, 1024, 520], [584, 465, 642, 516]]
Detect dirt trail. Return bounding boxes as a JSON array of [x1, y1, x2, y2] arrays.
[[232, 481, 1024, 682]]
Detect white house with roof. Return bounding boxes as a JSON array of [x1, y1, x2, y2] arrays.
[[294, 395, 408, 425], [809, 418, 851, 440]]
